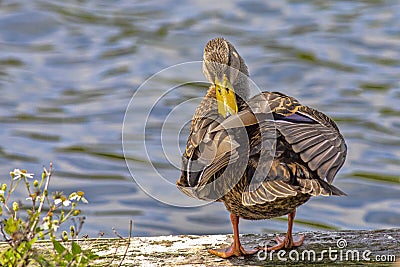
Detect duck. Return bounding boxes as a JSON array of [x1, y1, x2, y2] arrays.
[[176, 37, 347, 258]]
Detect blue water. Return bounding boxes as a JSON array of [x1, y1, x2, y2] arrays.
[[0, 0, 399, 237]]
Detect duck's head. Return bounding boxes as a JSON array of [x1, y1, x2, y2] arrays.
[[203, 37, 249, 117]]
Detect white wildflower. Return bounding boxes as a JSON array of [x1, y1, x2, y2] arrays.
[[11, 169, 34, 180], [69, 191, 88, 203], [54, 198, 71, 207]]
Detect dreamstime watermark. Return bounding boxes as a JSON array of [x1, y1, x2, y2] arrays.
[[257, 238, 397, 263]]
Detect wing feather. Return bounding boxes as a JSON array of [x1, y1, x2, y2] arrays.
[[240, 92, 346, 206], [275, 115, 346, 183]]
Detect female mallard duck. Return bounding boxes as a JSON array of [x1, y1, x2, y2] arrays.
[[177, 37, 347, 258]]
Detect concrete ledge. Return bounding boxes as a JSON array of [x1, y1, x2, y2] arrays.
[[93, 228, 400, 266], [1, 228, 399, 266]]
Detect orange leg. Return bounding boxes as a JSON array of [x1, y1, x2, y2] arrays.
[[267, 209, 305, 251], [208, 213, 258, 258]]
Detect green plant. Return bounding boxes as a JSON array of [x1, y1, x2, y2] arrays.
[[0, 163, 96, 267]]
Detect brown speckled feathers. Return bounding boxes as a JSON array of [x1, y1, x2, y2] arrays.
[[177, 38, 346, 220]]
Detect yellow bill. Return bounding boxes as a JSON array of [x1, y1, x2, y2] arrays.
[[215, 74, 238, 118]]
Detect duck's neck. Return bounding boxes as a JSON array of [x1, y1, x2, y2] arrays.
[[232, 74, 250, 105], [205, 85, 217, 99], [235, 93, 247, 109]]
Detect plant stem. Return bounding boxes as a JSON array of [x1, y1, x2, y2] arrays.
[[29, 163, 53, 239]]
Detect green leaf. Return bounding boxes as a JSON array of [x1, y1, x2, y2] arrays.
[[1, 248, 17, 266], [86, 251, 99, 260], [35, 253, 51, 267], [53, 240, 73, 262], [52, 240, 66, 255], [4, 217, 17, 234], [71, 241, 82, 255]]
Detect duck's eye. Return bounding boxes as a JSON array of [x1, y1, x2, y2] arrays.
[[225, 87, 229, 93]]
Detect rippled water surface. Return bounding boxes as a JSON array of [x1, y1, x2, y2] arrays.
[[0, 0, 399, 237]]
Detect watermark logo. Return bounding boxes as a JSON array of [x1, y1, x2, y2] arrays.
[[257, 238, 396, 263], [122, 61, 275, 207], [336, 238, 347, 249]]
